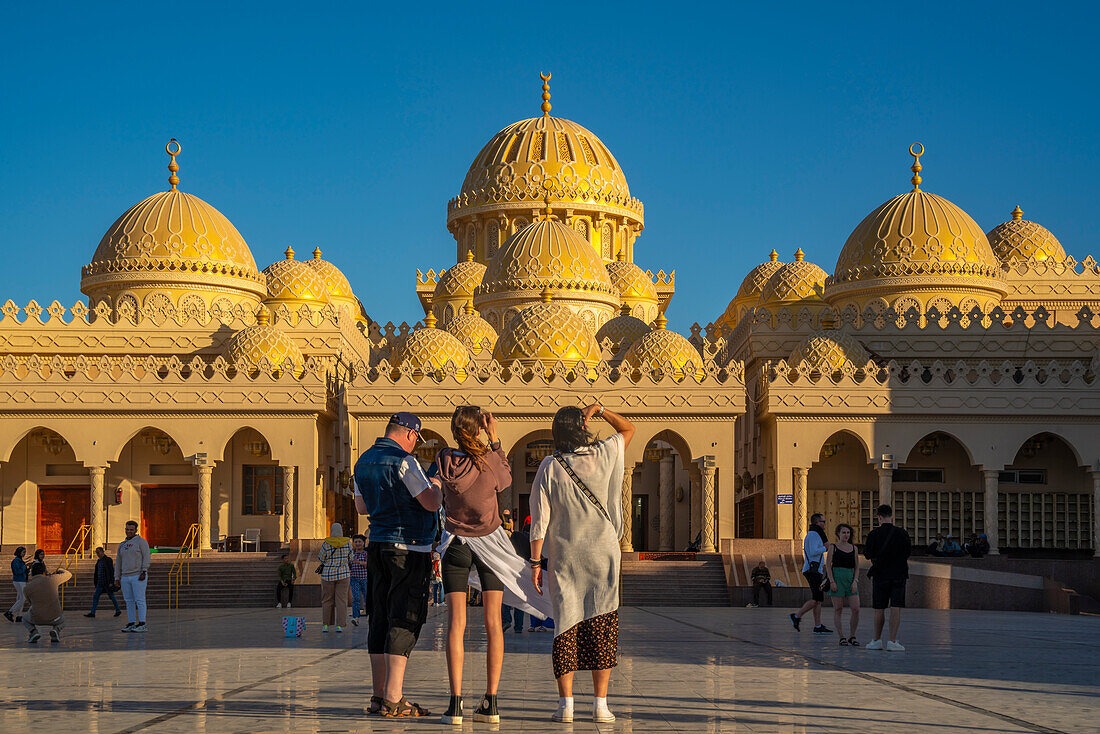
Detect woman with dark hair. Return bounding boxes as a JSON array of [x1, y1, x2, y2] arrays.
[[529, 403, 634, 724], [433, 405, 552, 726], [5, 547, 29, 623], [826, 523, 861, 645]]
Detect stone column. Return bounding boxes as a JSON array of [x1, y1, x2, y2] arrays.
[[315, 470, 326, 538], [689, 473, 701, 542], [1092, 472, 1100, 558], [620, 465, 634, 552], [282, 465, 296, 544], [793, 467, 809, 540], [197, 464, 213, 550], [982, 469, 1000, 555], [89, 466, 106, 547], [659, 452, 675, 551], [700, 460, 717, 553], [877, 467, 893, 508]]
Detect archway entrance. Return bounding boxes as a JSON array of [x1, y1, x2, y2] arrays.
[[1000, 433, 1093, 551], [807, 431, 876, 543], [38, 487, 89, 554], [141, 485, 198, 548], [895, 432, 982, 547]]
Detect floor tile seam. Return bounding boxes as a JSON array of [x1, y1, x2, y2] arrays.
[[632, 607, 1069, 734]]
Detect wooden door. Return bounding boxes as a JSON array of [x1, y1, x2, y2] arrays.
[[141, 485, 198, 548], [37, 487, 90, 554], [810, 489, 864, 543]]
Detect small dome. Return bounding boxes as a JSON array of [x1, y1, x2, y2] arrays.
[[595, 303, 650, 355], [263, 246, 330, 305], [434, 250, 487, 303], [479, 217, 616, 296], [606, 253, 658, 304], [718, 249, 785, 326], [444, 301, 498, 355], [306, 247, 361, 318], [622, 315, 704, 381], [493, 290, 600, 370], [789, 331, 870, 372], [987, 206, 1066, 263], [759, 249, 827, 305], [396, 312, 470, 378], [225, 307, 305, 377]]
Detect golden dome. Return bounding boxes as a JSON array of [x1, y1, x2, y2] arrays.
[[987, 206, 1066, 263], [622, 315, 704, 381], [263, 246, 331, 305], [759, 249, 827, 305], [789, 331, 870, 372], [434, 251, 487, 303], [396, 312, 470, 378], [225, 307, 305, 377], [493, 289, 601, 370], [81, 141, 265, 307], [595, 303, 650, 355], [444, 301, 498, 355], [606, 251, 659, 319], [718, 249, 784, 326], [306, 247, 362, 318], [827, 145, 1005, 306]]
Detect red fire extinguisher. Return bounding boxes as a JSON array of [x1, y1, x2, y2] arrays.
[[114, 487, 123, 505]]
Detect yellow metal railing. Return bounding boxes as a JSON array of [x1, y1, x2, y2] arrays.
[[168, 523, 201, 610], [59, 524, 93, 609]]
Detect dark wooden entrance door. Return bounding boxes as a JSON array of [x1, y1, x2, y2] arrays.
[[141, 485, 198, 548], [37, 487, 90, 554]]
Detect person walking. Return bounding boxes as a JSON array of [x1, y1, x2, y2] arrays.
[[33, 549, 46, 569], [530, 403, 634, 725], [825, 524, 860, 645], [353, 411, 442, 718], [84, 547, 122, 618], [789, 513, 832, 635], [4, 546, 29, 623], [863, 504, 911, 651], [276, 553, 296, 608], [318, 523, 352, 633], [23, 562, 72, 643], [349, 534, 370, 625], [116, 520, 151, 633], [748, 561, 772, 607]]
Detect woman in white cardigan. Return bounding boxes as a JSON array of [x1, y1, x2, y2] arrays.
[[530, 403, 634, 724]]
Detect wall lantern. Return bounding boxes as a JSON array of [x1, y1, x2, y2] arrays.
[[245, 440, 271, 457], [918, 436, 939, 456], [1020, 437, 1043, 458], [821, 441, 845, 459]]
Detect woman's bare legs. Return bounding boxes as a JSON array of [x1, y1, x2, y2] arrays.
[[831, 595, 845, 638], [592, 668, 611, 698], [445, 591, 467, 696], [481, 590, 504, 695], [556, 672, 574, 697], [848, 593, 861, 637]]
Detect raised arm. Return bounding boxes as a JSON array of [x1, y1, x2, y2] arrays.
[[584, 403, 635, 449]]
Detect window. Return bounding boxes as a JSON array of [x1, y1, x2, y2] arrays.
[[892, 468, 944, 483], [999, 469, 1047, 485], [243, 465, 281, 515]]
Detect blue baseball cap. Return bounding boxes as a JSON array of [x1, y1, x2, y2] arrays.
[[388, 411, 422, 434]]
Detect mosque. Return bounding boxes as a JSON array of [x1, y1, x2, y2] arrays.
[[0, 75, 1096, 569]]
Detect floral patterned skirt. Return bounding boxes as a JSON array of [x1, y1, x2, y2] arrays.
[[552, 610, 619, 678]]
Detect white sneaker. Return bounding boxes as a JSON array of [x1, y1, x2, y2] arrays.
[[276, 603, 282, 608], [132, 624, 147, 633], [286, 603, 291, 608], [886, 640, 905, 652], [866, 638, 883, 650], [49, 629, 61, 643], [593, 704, 615, 723], [551, 704, 574, 723]]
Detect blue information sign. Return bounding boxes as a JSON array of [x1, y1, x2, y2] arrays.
[[777, 494, 793, 505]]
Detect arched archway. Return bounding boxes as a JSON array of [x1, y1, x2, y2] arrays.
[[0, 428, 87, 552], [894, 431, 983, 547], [216, 427, 285, 547], [637, 429, 697, 552], [108, 427, 196, 549], [807, 430, 877, 543], [1000, 433, 1094, 551], [507, 429, 554, 529]]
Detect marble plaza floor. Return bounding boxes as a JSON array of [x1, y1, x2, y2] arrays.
[[1, 604, 1096, 733]]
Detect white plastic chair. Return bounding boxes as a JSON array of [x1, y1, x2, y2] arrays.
[[241, 528, 261, 552]]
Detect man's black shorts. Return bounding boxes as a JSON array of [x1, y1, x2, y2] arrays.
[[871, 578, 906, 610], [442, 538, 504, 594], [366, 543, 431, 657], [802, 570, 824, 603]]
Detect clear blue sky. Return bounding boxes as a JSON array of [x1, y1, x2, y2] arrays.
[[2, 2, 1097, 330]]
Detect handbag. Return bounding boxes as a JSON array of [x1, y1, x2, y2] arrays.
[[554, 452, 611, 523]]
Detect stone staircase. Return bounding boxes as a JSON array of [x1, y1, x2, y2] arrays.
[[620, 554, 730, 606], [0, 552, 284, 611]]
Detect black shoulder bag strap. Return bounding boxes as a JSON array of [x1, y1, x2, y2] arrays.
[[553, 451, 612, 523]]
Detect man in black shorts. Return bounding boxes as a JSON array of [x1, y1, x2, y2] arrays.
[[862, 504, 911, 651], [353, 412, 443, 717]]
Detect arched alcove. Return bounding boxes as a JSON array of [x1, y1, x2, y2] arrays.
[[807, 430, 877, 543]]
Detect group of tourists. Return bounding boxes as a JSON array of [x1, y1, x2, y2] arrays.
[[352, 403, 632, 723], [789, 505, 912, 650]]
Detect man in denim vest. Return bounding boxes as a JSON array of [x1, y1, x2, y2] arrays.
[[354, 412, 442, 718]]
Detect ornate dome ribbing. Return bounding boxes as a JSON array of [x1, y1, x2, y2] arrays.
[[396, 312, 470, 378], [789, 331, 871, 372], [306, 247, 361, 318], [719, 249, 784, 326], [759, 249, 827, 305], [606, 251, 659, 320], [225, 307, 305, 377], [435, 251, 487, 302], [493, 290, 601, 370], [444, 301, 498, 354], [595, 303, 650, 355], [263, 246, 330, 305], [987, 206, 1066, 263], [622, 315, 704, 381]]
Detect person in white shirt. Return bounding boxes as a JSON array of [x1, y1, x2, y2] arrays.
[[115, 520, 151, 633], [789, 513, 833, 635]]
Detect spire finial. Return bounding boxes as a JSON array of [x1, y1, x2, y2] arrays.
[[284, 245, 295, 260], [256, 305, 270, 326], [620, 302, 631, 316], [540, 72, 552, 116], [794, 248, 805, 262], [312, 247, 322, 260], [540, 287, 553, 303], [464, 249, 475, 262], [655, 313, 668, 330], [166, 139, 181, 190], [464, 298, 475, 316], [424, 310, 437, 329], [909, 142, 924, 191], [769, 249, 778, 262], [541, 194, 553, 221], [616, 248, 626, 262], [1011, 205, 1024, 221]]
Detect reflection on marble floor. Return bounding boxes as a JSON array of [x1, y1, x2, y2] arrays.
[[1, 604, 1096, 733]]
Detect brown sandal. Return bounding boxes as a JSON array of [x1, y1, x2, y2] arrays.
[[382, 696, 432, 717], [848, 636, 860, 646], [366, 695, 383, 715]]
